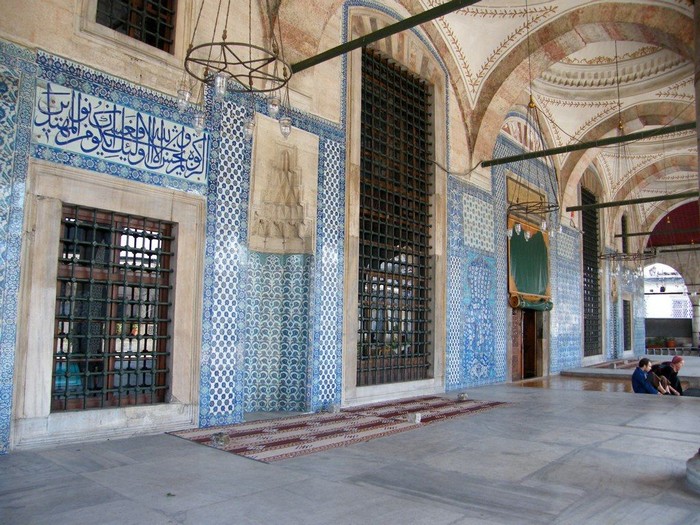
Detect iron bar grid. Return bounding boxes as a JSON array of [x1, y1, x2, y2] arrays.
[[357, 48, 433, 387], [582, 188, 602, 358], [96, 0, 175, 53], [623, 299, 632, 353], [52, 205, 174, 411]]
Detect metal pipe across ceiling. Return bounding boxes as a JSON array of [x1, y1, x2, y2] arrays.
[[291, 0, 481, 73], [566, 191, 699, 212], [482, 122, 697, 168]]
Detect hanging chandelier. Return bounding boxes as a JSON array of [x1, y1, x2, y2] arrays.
[[597, 133, 655, 264], [178, 0, 293, 138], [598, 41, 654, 265], [599, 249, 656, 263], [506, 0, 560, 241], [506, 94, 561, 220]]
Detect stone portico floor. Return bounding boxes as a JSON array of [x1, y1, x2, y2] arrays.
[[1, 367, 699, 524]]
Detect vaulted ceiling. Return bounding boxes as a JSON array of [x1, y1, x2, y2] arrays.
[[278, 0, 697, 257], [425, 0, 697, 252]]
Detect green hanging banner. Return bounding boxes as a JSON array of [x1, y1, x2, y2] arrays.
[[507, 216, 552, 310]]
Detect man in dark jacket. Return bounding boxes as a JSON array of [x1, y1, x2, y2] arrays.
[[651, 356, 684, 395], [632, 358, 662, 395]]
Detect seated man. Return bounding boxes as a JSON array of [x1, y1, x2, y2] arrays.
[[651, 356, 684, 395], [631, 357, 662, 395]]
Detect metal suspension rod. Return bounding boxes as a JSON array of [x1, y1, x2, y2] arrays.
[[566, 191, 699, 212], [652, 246, 700, 254], [616, 227, 700, 238], [291, 0, 481, 73], [481, 121, 696, 168]]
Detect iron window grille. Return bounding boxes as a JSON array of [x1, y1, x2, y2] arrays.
[[582, 188, 602, 357], [622, 299, 632, 352], [96, 0, 176, 53], [357, 48, 434, 387], [52, 205, 174, 411]]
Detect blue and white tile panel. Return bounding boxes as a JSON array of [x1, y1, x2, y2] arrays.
[[0, 41, 36, 454], [446, 176, 505, 390]]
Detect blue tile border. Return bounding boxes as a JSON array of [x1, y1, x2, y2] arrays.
[[0, 40, 36, 453]]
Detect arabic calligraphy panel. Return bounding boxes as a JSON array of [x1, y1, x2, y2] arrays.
[[32, 82, 208, 183]]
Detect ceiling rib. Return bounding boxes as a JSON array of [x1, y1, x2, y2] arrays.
[[290, 0, 481, 73]]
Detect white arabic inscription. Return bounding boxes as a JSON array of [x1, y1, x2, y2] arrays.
[[33, 83, 208, 182]]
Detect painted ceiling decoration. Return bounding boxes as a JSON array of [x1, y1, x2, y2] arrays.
[[426, 1, 559, 104], [408, 0, 697, 251], [279, 0, 696, 254]]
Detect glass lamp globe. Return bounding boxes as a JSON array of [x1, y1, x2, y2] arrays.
[[244, 118, 255, 139], [266, 95, 281, 118], [177, 87, 191, 112], [279, 116, 292, 139], [214, 72, 228, 99], [193, 113, 205, 133]]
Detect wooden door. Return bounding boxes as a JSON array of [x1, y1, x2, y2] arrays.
[[523, 309, 537, 378], [511, 309, 523, 381]]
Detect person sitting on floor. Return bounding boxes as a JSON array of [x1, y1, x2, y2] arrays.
[[647, 369, 680, 396], [651, 356, 684, 396], [632, 358, 662, 395]]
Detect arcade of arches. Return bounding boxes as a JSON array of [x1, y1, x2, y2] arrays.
[[0, 0, 697, 451]]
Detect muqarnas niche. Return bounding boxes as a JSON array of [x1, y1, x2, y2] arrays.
[[249, 114, 319, 254]]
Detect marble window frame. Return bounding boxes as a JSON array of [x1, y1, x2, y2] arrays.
[[342, 7, 448, 406], [11, 160, 205, 450], [77, 0, 190, 68]]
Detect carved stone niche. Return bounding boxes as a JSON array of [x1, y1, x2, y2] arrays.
[[249, 114, 319, 254]]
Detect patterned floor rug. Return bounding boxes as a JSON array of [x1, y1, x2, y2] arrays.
[[170, 396, 506, 463]]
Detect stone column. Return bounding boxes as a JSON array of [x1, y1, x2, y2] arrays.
[[692, 295, 700, 348], [694, 0, 700, 349], [688, 451, 700, 495], [697, 0, 700, 203], [682, 1, 699, 487]]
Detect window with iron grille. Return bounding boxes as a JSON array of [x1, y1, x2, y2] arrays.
[[622, 299, 632, 352], [357, 48, 433, 386], [96, 0, 176, 53], [52, 205, 174, 411], [582, 187, 601, 357]]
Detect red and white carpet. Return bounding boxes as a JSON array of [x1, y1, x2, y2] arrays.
[[171, 396, 506, 463]]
